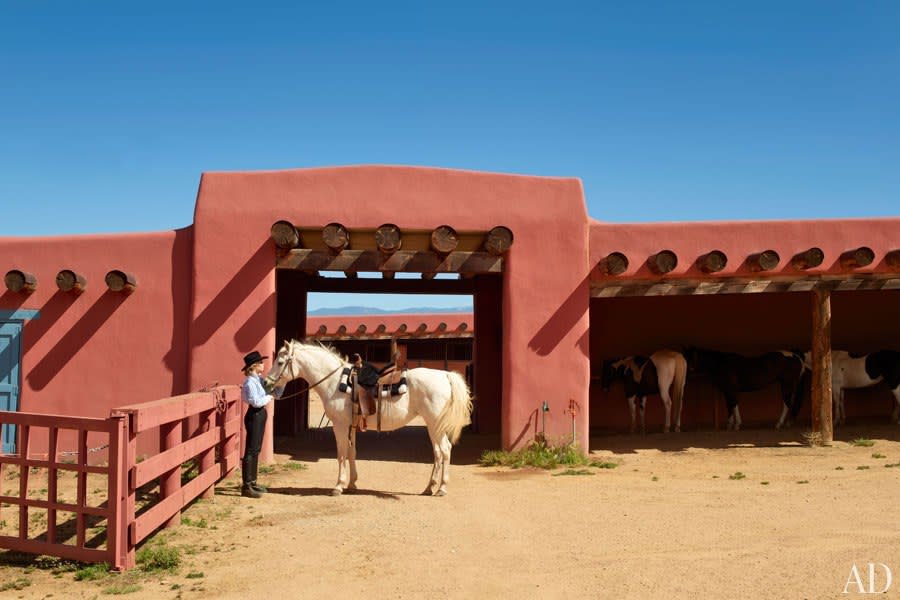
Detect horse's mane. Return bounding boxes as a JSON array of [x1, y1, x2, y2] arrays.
[[288, 339, 347, 364]]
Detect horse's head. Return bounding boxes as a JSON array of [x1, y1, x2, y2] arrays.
[[264, 341, 296, 388], [599, 358, 633, 391]]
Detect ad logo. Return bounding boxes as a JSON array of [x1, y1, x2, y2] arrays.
[[844, 563, 893, 594]]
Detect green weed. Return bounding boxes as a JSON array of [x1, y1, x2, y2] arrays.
[[850, 438, 875, 447]]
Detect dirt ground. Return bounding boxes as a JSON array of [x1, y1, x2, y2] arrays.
[[2, 423, 900, 599]]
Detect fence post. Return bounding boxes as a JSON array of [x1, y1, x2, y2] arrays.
[[106, 413, 129, 571], [159, 417, 182, 529], [199, 405, 216, 499]]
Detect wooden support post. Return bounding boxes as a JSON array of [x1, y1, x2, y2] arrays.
[[56, 269, 87, 293], [747, 250, 780, 272], [270, 220, 301, 249], [648, 250, 677, 275], [322, 222, 350, 253], [791, 247, 824, 270], [159, 420, 182, 528], [600, 252, 629, 276], [199, 407, 216, 499], [697, 250, 727, 273], [811, 287, 833, 445]]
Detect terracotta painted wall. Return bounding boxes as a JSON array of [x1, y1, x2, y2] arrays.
[[189, 166, 591, 451], [0, 229, 193, 453]]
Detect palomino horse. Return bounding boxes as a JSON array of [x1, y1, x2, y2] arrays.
[[805, 350, 900, 425], [686, 349, 807, 431], [600, 350, 688, 434], [264, 340, 473, 496]]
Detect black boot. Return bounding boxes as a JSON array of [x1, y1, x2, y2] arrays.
[[241, 457, 261, 499], [249, 455, 267, 493]]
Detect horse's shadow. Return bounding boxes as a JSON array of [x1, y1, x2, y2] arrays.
[[266, 486, 405, 500]]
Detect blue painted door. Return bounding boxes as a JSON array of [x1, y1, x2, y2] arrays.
[[0, 321, 22, 453]]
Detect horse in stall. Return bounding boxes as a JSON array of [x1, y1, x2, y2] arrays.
[[600, 350, 688, 434], [264, 340, 473, 496], [804, 350, 900, 425], [685, 349, 807, 431]]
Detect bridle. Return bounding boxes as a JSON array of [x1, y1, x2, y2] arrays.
[[265, 342, 345, 401]]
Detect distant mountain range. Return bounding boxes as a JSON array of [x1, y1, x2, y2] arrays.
[[308, 306, 471, 316]]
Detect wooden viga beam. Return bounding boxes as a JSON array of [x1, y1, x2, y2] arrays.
[[886, 249, 900, 269], [599, 252, 628, 276], [322, 222, 350, 253], [484, 226, 513, 256], [747, 250, 780, 272], [375, 223, 402, 254], [696, 250, 727, 274], [648, 250, 677, 275], [791, 247, 824, 270], [270, 220, 301, 249], [105, 270, 137, 292], [56, 269, 87, 293], [840, 246, 875, 269], [4, 269, 37, 293], [431, 225, 459, 254], [276, 249, 503, 274]]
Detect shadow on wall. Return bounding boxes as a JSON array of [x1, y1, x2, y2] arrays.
[[234, 293, 275, 351], [163, 227, 192, 396], [27, 291, 127, 390], [0, 290, 30, 313], [189, 239, 272, 348], [528, 275, 590, 357], [22, 291, 80, 356]]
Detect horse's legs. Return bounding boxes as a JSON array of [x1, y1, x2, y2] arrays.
[[659, 389, 672, 434], [627, 396, 637, 434], [733, 405, 742, 431], [331, 425, 351, 496], [423, 439, 441, 496], [638, 398, 646, 435], [889, 386, 900, 423], [347, 427, 358, 492], [776, 404, 790, 430], [435, 434, 452, 497]]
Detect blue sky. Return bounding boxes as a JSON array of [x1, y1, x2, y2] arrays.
[[2, 2, 898, 311]]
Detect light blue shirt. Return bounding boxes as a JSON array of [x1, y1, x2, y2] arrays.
[[242, 374, 272, 409]]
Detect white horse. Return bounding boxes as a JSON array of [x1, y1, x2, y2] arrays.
[[805, 350, 900, 426], [264, 340, 473, 496]]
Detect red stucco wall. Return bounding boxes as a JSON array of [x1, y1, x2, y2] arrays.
[[0, 229, 193, 452], [189, 166, 591, 451]]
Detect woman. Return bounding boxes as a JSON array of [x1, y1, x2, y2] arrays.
[[240, 350, 282, 498]]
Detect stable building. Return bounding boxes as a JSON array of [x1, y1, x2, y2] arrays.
[[2, 166, 899, 458]]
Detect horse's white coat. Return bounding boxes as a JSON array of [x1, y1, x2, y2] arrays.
[[803, 351, 900, 425], [265, 340, 473, 496]]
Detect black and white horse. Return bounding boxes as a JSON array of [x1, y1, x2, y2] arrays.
[[686, 349, 807, 431], [600, 350, 688, 434], [805, 350, 900, 425]]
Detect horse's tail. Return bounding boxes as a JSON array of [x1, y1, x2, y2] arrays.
[[435, 371, 474, 444], [673, 352, 688, 424]]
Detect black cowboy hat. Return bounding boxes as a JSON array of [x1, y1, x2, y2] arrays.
[[241, 350, 266, 372]]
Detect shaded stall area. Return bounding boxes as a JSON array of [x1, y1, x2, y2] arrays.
[[590, 287, 900, 436]]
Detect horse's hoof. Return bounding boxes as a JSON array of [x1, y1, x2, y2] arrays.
[[435, 489, 447, 497], [421, 489, 433, 496], [330, 488, 343, 496]]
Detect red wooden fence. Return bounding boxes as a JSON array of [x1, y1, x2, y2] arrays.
[[0, 385, 240, 570]]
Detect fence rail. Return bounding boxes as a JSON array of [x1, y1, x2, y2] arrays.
[[0, 385, 240, 570]]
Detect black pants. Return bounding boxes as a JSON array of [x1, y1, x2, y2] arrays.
[[242, 406, 267, 484]]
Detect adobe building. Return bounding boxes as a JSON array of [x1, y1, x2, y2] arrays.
[[2, 166, 899, 458]]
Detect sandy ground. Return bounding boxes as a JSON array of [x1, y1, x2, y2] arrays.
[[2, 423, 900, 599]]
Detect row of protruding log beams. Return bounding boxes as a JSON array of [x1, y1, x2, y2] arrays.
[[599, 247, 900, 276], [277, 249, 503, 275], [271, 222, 513, 256], [4, 270, 137, 293], [311, 321, 470, 340]]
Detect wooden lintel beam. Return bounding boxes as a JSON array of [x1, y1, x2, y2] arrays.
[[592, 274, 900, 297], [277, 249, 503, 274]]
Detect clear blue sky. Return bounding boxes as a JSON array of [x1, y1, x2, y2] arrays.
[[2, 2, 898, 310]]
